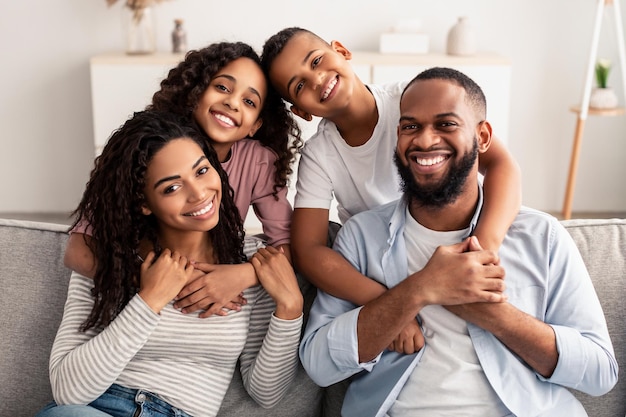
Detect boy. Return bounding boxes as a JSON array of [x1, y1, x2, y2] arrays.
[[261, 27, 521, 352]]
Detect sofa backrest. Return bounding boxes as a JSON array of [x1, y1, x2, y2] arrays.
[[0, 219, 71, 417], [562, 218, 625, 416]]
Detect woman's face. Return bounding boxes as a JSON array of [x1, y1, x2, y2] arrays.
[[142, 138, 222, 234], [193, 57, 266, 150]]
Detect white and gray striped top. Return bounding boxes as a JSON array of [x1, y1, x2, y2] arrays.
[[48, 238, 303, 417]]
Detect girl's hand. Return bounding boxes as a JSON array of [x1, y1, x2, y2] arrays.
[[251, 246, 303, 320], [387, 318, 425, 354], [139, 249, 194, 314], [174, 263, 256, 318]]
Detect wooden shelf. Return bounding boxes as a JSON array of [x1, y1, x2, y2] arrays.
[[570, 105, 626, 116]]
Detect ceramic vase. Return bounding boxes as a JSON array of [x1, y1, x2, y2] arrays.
[[446, 16, 476, 56], [122, 6, 156, 55], [589, 87, 619, 109]]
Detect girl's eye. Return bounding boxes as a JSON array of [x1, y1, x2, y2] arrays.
[[243, 98, 256, 107], [295, 81, 304, 96], [312, 56, 321, 68]]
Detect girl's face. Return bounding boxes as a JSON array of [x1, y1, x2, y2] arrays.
[[142, 138, 222, 234], [193, 57, 266, 152]]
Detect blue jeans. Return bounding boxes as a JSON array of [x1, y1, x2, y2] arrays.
[[35, 384, 192, 417]]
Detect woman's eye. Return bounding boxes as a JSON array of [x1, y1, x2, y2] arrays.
[[216, 84, 228, 92], [197, 166, 209, 176], [164, 184, 180, 194]]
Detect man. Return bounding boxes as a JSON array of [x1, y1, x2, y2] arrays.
[[299, 67, 617, 417]]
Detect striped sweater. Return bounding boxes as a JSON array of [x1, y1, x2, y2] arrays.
[[48, 240, 303, 417]]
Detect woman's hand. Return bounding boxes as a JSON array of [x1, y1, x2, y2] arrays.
[[139, 249, 194, 314], [174, 263, 256, 318], [251, 246, 303, 320]]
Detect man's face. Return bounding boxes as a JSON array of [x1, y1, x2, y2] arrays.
[[394, 79, 483, 207], [267, 33, 356, 120]]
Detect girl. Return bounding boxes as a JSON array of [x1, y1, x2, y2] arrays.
[[36, 110, 303, 417], [64, 42, 303, 317]]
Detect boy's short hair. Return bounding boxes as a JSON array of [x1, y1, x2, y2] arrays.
[[404, 67, 487, 119], [261, 27, 327, 76]]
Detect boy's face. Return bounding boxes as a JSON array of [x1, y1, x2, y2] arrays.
[[268, 33, 356, 121]]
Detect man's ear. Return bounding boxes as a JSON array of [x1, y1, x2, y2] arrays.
[[477, 120, 493, 153], [141, 204, 152, 216], [249, 118, 263, 137], [330, 40, 352, 60], [290, 105, 313, 122]]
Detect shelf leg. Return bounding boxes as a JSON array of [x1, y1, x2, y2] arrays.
[[563, 117, 587, 220]]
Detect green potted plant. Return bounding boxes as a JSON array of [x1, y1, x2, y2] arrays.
[[590, 58, 619, 109]]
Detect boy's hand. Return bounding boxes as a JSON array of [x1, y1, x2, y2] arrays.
[[387, 318, 424, 354], [174, 263, 254, 318]]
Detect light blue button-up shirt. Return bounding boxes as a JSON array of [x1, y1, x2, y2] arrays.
[[299, 189, 618, 417]]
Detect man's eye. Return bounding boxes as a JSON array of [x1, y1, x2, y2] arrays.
[[401, 124, 418, 131], [439, 122, 457, 130]]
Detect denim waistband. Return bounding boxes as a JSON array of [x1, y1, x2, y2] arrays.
[[102, 384, 192, 417]]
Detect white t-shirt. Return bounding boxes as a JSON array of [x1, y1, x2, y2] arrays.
[[388, 210, 510, 416], [294, 82, 406, 224]]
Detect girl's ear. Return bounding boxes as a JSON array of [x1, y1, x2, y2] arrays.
[[249, 118, 263, 137], [141, 204, 152, 216], [330, 40, 352, 60], [290, 105, 313, 122], [477, 120, 493, 153]]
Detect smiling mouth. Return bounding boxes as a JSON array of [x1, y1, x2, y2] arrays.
[[183, 199, 214, 217], [413, 155, 448, 166], [321, 76, 338, 102], [212, 112, 237, 127]]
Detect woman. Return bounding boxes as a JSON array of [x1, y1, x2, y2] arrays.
[[36, 110, 303, 417]]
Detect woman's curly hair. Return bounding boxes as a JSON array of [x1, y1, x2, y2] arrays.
[[71, 110, 245, 331], [149, 42, 302, 198]]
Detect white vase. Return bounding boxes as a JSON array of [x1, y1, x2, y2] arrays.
[[589, 87, 619, 109], [446, 16, 476, 56], [122, 6, 156, 55]]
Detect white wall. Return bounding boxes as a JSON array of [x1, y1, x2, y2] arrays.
[[1, 0, 625, 214]]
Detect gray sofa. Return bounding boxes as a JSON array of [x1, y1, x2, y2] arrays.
[[0, 217, 624, 417]]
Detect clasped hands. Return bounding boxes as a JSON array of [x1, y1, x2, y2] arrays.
[[387, 236, 507, 355]]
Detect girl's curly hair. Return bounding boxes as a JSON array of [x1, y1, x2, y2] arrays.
[[149, 42, 302, 198], [71, 110, 245, 331]]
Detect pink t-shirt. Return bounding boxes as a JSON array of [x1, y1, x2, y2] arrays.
[[72, 139, 292, 247], [222, 139, 291, 246]]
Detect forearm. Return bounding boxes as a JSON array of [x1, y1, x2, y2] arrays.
[[297, 244, 386, 305], [63, 233, 97, 278], [475, 135, 521, 252]]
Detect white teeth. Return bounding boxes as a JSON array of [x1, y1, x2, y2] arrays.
[[322, 77, 337, 100], [415, 155, 446, 166], [214, 113, 235, 127], [186, 201, 214, 217]]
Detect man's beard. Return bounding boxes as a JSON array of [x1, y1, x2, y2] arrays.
[[394, 139, 479, 208]]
